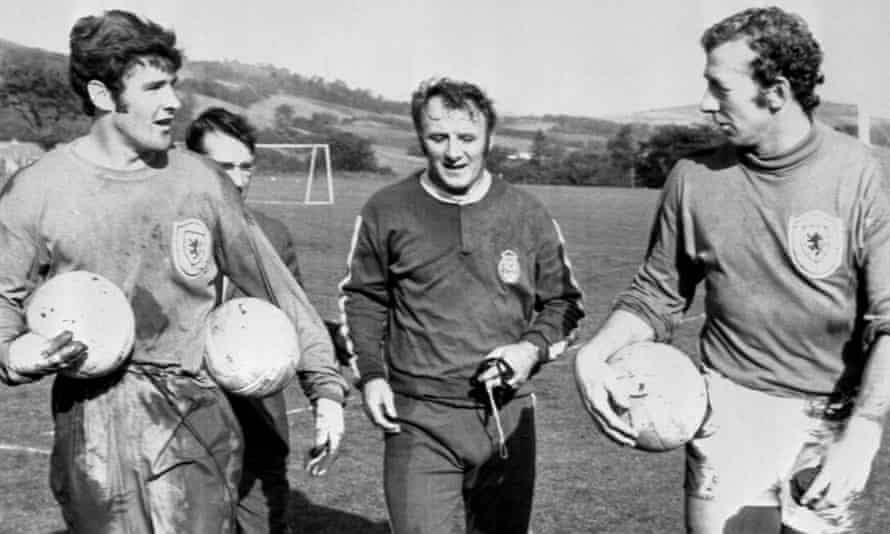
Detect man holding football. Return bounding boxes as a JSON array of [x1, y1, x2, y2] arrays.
[[0, 10, 345, 533], [575, 7, 890, 533], [340, 77, 584, 533], [187, 107, 349, 534]]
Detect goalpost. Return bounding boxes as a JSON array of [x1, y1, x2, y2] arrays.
[[858, 102, 872, 147], [256, 143, 334, 205]]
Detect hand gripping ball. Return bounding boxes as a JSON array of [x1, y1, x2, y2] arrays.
[[607, 341, 708, 452], [204, 297, 300, 397], [26, 270, 135, 378]]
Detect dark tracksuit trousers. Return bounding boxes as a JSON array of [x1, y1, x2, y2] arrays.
[[384, 393, 536, 534]]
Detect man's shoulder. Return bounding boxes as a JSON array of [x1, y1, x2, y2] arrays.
[[2, 143, 75, 195], [676, 143, 738, 173], [167, 148, 243, 201], [817, 122, 876, 161], [491, 177, 550, 214], [167, 147, 223, 177], [364, 172, 425, 208]]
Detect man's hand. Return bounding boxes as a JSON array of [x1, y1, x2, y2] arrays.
[[305, 397, 345, 477], [799, 415, 883, 510], [573, 344, 638, 447], [361, 377, 401, 434], [8, 331, 88, 380], [475, 341, 540, 390]]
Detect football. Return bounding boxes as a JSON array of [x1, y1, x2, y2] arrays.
[[204, 297, 300, 397], [26, 270, 135, 378], [606, 341, 708, 452]]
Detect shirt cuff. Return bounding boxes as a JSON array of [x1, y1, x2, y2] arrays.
[[519, 332, 550, 364]]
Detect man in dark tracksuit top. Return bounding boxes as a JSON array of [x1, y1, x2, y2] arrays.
[[340, 78, 584, 534], [186, 108, 349, 534]]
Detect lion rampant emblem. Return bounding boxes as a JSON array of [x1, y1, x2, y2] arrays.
[[172, 218, 213, 279], [788, 210, 843, 279]]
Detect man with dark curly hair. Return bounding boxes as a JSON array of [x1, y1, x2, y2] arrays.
[[576, 7, 890, 533]]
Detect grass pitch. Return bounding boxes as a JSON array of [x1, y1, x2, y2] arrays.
[[2, 172, 889, 533]]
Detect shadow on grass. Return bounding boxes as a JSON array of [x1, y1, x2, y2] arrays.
[[41, 492, 389, 534], [287, 489, 390, 534]]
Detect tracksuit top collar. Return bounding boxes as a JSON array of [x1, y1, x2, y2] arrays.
[[420, 169, 493, 205]]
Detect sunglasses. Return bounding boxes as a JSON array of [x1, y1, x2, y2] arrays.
[[218, 161, 254, 172]]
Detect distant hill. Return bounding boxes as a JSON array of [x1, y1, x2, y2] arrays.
[[606, 101, 890, 145], [1, 37, 887, 174]]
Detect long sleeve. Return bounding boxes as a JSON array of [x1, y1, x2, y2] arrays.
[[614, 162, 702, 342], [0, 171, 47, 385], [858, 158, 890, 350], [520, 218, 585, 361], [217, 191, 346, 403], [339, 211, 390, 386]]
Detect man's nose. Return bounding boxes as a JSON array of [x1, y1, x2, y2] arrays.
[[700, 89, 718, 114]]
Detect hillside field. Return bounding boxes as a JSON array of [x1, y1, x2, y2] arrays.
[[1, 174, 890, 533]]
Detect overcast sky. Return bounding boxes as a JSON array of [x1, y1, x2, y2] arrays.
[[2, 0, 888, 118]]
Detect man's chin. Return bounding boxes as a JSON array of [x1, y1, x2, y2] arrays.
[[431, 169, 481, 195]]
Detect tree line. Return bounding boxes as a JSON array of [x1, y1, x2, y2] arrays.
[[2, 45, 886, 187], [490, 121, 889, 189]]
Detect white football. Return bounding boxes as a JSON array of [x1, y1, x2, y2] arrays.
[[204, 297, 300, 397], [26, 270, 135, 379], [606, 341, 708, 452]]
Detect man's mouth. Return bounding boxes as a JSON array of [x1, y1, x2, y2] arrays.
[[154, 118, 173, 127]]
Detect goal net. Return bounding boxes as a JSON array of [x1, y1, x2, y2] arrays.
[[256, 143, 334, 205]]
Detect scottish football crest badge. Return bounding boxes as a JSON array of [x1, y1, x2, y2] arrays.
[[172, 218, 213, 279], [788, 210, 844, 279], [498, 250, 521, 284]]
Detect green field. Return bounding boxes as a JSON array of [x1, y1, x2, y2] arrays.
[[2, 173, 890, 533]]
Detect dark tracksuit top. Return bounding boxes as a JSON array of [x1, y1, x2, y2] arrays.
[[340, 171, 584, 403]]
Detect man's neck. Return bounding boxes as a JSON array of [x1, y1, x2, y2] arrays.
[[421, 170, 492, 205], [754, 108, 813, 158], [75, 121, 158, 171]]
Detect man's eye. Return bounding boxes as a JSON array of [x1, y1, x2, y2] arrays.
[[459, 135, 477, 143], [427, 135, 447, 143]]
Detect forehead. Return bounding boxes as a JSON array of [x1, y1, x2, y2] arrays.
[[421, 95, 487, 133], [121, 59, 177, 87], [704, 38, 757, 81], [201, 131, 254, 162]]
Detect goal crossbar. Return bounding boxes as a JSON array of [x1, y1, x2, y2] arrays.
[[256, 143, 334, 205]]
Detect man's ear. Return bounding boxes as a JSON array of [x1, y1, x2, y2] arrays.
[[763, 76, 791, 112], [87, 80, 116, 113]]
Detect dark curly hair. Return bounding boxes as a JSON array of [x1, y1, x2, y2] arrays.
[[69, 10, 183, 116], [701, 6, 824, 114], [410, 77, 497, 148], [185, 107, 257, 155]]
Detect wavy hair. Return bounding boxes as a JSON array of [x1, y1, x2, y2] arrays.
[[701, 6, 824, 113], [410, 77, 497, 146], [69, 10, 182, 115]]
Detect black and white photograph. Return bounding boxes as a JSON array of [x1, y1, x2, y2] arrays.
[[0, 0, 888, 532]]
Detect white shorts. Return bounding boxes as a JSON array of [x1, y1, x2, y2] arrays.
[[685, 370, 860, 534]]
